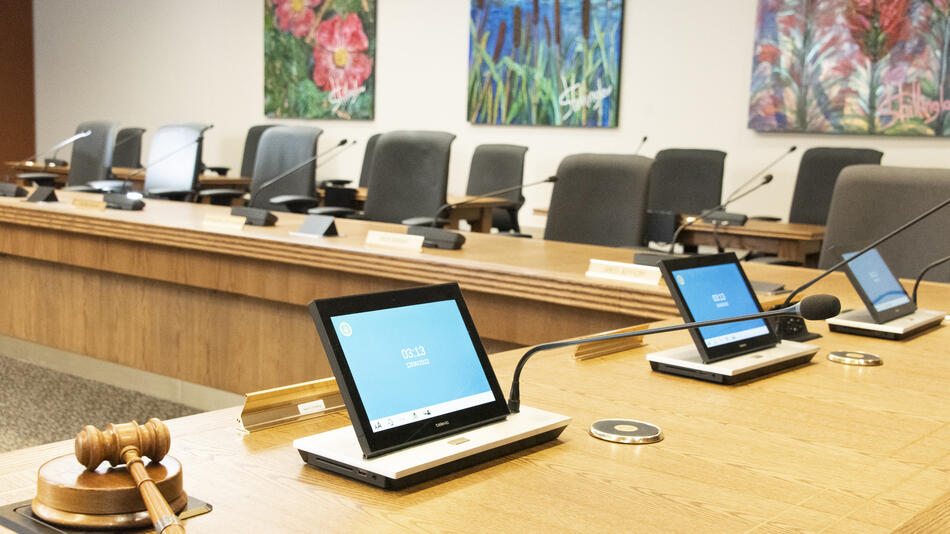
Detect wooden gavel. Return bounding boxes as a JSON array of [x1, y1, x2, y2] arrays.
[[75, 418, 185, 534]]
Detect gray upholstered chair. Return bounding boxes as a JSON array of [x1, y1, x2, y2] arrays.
[[19, 121, 118, 189], [200, 126, 323, 212], [358, 133, 381, 188], [543, 154, 654, 247], [311, 130, 455, 224], [819, 165, 950, 282], [464, 144, 528, 232], [648, 148, 726, 215], [787, 147, 884, 225], [111, 127, 146, 169]]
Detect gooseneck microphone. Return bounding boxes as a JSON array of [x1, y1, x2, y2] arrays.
[[22, 130, 93, 167], [912, 254, 950, 304], [506, 294, 840, 413], [633, 136, 648, 155], [666, 174, 774, 253], [112, 124, 215, 193], [728, 145, 797, 202], [257, 138, 350, 194], [426, 176, 558, 227]]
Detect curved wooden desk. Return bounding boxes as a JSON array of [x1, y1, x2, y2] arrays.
[[5, 161, 250, 191], [1, 274, 947, 532], [0, 191, 677, 393]]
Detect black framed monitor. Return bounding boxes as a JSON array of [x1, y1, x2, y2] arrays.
[[657, 252, 779, 363]]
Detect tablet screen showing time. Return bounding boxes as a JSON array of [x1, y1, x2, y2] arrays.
[[659, 253, 778, 363], [309, 283, 509, 458], [841, 248, 916, 323]]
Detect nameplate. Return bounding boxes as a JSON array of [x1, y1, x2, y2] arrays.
[[297, 399, 327, 415], [365, 230, 424, 251], [202, 213, 246, 230], [586, 258, 662, 285], [71, 198, 107, 211], [290, 214, 339, 238]]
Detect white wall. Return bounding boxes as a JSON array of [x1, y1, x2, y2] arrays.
[[32, 0, 950, 229]]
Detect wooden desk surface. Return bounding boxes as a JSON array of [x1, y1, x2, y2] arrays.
[[1, 274, 947, 532], [0, 190, 679, 393], [6, 161, 250, 188]]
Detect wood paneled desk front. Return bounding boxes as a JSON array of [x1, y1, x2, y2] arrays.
[[5, 161, 251, 191], [0, 190, 684, 394], [0, 273, 947, 532]]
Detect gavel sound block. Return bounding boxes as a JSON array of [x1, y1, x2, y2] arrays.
[[32, 419, 187, 532]]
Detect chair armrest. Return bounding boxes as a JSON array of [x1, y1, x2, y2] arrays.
[[197, 188, 245, 199], [318, 179, 352, 188], [748, 216, 782, 222], [269, 194, 323, 213], [401, 216, 449, 227], [309, 206, 360, 218], [145, 188, 195, 201], [63, 185, 101, 193], [16, 173, 58, 186], [206, 166, 230, 176], [85, 180, 128, 192]]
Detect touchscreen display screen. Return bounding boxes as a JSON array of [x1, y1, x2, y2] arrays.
[[670, 263, 770, 347], [842, 249, 911, 312], [330, 300, 495, 433]]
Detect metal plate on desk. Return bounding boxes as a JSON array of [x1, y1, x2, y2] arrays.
[[828, 351, 882, 366], [589, 419, 663, 444]]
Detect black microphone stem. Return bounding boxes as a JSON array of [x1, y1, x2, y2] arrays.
[[257, 139, 348, 194], [782, 195, 950, 307], [118, 130, 211, 192], [508, 301, 814, 413], [727, 145, 797, 203], [431, 176, 556, 226], [912, 254, 950, 304], [633, 136, 648, 155]]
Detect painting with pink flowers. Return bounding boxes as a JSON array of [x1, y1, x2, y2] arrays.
[[750, 0, 950, 135], [265, 0, 375, 120]]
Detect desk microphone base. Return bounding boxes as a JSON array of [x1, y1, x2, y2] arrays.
[[827, 308, 944, 340], [647, 341, 818, 384]]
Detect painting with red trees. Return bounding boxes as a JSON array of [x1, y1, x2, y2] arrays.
[[749, 0, 950, 135], [265, 0, 375, 120]]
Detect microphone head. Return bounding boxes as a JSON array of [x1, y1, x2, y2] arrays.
[[547, 176, 558, 183], [641, 135, 648, 142], [789, 145, 797, 152], [797, 294, 840, 320], [762, 174, 774, 184]]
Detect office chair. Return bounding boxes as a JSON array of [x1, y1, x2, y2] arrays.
[[645, 148, 726, 245], [358, 133, 381, 188], [19, 121, 118, 189], [311, 130, 455, 224], [464, 144, 528, 232], [199, 126, 323, 212], [543, 154, 654, 247], [818, 165, 950, 282], [111, 127, 146, 169]]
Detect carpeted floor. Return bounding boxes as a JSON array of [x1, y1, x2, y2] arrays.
[[0, 354, 200, 453]]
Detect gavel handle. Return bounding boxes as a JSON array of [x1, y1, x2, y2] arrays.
[[121, 448, 186, 534]]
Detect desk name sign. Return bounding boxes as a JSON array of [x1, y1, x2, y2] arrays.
[[365, 230, 424, 252], [586, 258, 663, 285], [71, 198, 107, 211]]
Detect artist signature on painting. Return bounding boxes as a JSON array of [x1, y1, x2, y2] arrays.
[[559, 78, 613, 120], [879, 82, 950, 129], [329, 84, 366, 113]]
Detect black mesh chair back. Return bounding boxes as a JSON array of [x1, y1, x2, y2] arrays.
[[111, 127, 145, 169], [143, 123, 208, 200], [67, 121, 118, 187], [648, 148, 726, 215], [240, 125, 277, 178], [789, 147, 883, 225], [465, 144, 528, 232], [249, 126, 323, 211], [357, 133, 381, 188], [819, 165, 950, 282], [363, 131, 455, 224], [544, 154, 654, 247]]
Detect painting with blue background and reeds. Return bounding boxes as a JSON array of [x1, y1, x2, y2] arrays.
[[469, 0, 624, 127]]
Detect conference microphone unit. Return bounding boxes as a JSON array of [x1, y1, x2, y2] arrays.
[[633, 135, 648, 155], [775, 194, 950, 341], [661, 174, 774, 255], [506, 294, 840, 413], [12, 130, 94, 185], [21, 130, 93, 167]]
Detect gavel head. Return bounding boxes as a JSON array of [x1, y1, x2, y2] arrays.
[[74, 418, 171, 470]]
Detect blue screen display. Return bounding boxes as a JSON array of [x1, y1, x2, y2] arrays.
[[330, 300, 495, 433], [843, 249, 910, 312], [671, 263, 770, 347]]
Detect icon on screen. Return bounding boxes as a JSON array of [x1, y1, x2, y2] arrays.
[[676, 274, 686, 286], [339, 322, 353, 337]]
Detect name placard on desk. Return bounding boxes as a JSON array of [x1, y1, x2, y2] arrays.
[[365, 230, 424, 252], [71, 198, 107, 211], [586, 258, 663, 285], [202, 213, 246, 230]]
